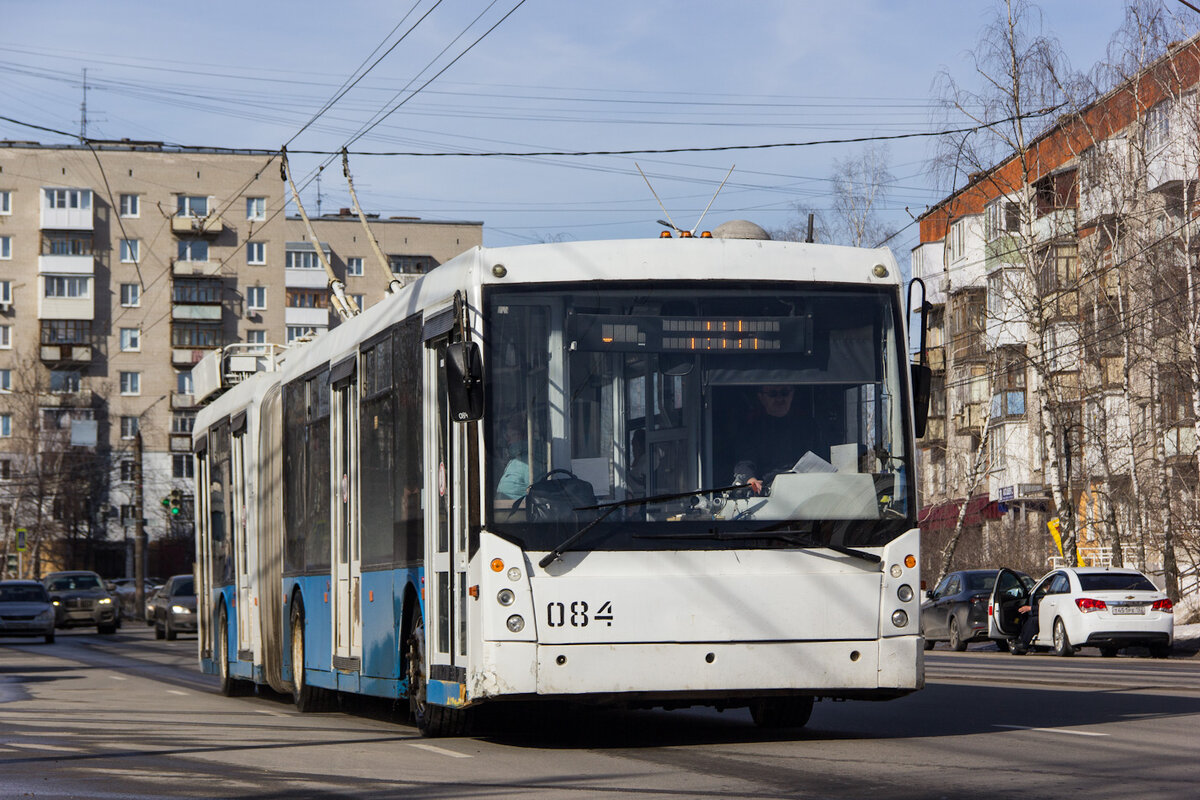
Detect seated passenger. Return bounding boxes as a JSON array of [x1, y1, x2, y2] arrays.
[[495, 417, 530, 501]]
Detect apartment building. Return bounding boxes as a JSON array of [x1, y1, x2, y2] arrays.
[[912, 36, 1200, 594], [0, 141, 482, 577]]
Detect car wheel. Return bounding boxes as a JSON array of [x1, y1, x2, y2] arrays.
[[1099, 646, 1119, 658], [923, 637, 936, 651], [750, 695, 815, 729], [1150, 643, 1171, 659], [44, 632, 55, 644], [948, 617, 967, 652], [290, 599, 325, 712], [407, 613, 467, 736], [165, 618, 177, 641], [154, 615, 165, 640], [98, 622, 116, 635], [1052, 618, 1074, 657]]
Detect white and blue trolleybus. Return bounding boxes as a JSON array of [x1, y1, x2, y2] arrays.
[[193, 230, 931, 735]]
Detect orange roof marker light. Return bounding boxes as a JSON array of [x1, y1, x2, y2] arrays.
[[700, 231, 712, 238], [659, 231, 672, 238], [680, 230, 694, 238]]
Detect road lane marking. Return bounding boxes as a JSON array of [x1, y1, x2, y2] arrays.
[[407, 742, 471, 758], [995, 724, 1108, 737], [166, 690, 188, 696], [252, 709, 290, 717], [109, 675, 128, 681], [10, 743, 80, 752]]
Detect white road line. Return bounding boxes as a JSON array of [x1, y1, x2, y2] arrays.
[[166, 690, 188, 696], [252, 709, 289, 717], [109, 675, 128, 681], [407, 742, 471, 758], [994, 724, 1109, 737], [10, 743, 81, 752]]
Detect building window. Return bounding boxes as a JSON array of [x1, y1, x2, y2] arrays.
[[46, 189, 91, 210], [120, 239, 140, 263], [388, 254, 435, 274], [247, 329, 265, 345], [0, 280, 10, 305], [119, 371, 141, 395], [120, 416, 139, 439], [286, 290, 328, 308], [0, 460, 11, 480], [120, 460, 136, 482], [120, 327, 141, 352], [0, 369, 10, 392], [41, 231, 92, 256], [120, 504, 137, 523], [119, 194, 139, 218], [247, 286, 266, 310], [0, 236, 10, 260], [246, 241, 265, 265], [246, 197, 266, 220], [351, 294, 364, 310], [1036, 243, 1079, 295], [177, 371, 194, 395], [0, 190, 10, 215], [41, 320, 89, 345], [347, 257, 364, 276], [0, 414, 10, 438], [947, 221, 965, 262], [49, 370, 81, 393], [286, 325, 317, 343], [171, 322, 221, 348], [0, 325, 9, 349], [286, 250, 321, 269], [120, 283, 141, 307], [985, 200, 1019, 240], [177, 239, 209, 262], [172, 411, 196, 434], [44, 275, 90, 298], [173, 454, 194, 479], [1146, 100, 1170, 153], [173, 278, 221, 304], [177, 196, 208, 217]]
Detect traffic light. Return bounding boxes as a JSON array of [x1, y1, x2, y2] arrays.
[[5, 553, 16, 572], [168, 489, 184, 517]]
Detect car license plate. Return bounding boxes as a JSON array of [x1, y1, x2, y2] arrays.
[[1112, 605, 1145, 615]]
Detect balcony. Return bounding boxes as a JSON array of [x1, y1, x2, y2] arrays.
[[923, 416, 946, 442], [172, 305, 222, 321], [285, 268, 329, 289], [38, 389, 95, 407], [38, 254, 94, 275], [39, 344, 93, 363], [953, 403, 987, 434], [285, 306, 330, 327], [172, 348, 217, 367], [170, 392, 196, 409], [171, 214, 223, 236], [40, 189, 94, 230], [1164, 423, 1197, 459], [926, 345, 945, 373], [173, 259, 233, 277], [169, 434, 193, 453]]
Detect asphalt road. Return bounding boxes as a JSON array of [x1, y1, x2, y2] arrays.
[[2, 626, 1199, 800]]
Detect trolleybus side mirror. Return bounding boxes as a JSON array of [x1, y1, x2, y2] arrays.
[[911, 363, 931, 439], [445, 341, 484, 422]]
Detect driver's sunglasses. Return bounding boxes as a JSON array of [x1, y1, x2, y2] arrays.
[[759, 389, 793, 399]]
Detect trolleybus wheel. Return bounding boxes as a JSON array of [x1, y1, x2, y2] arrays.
[[749, 695, 814, 729], [406, 613, 467, 737], [218, 605, 249, 697], [290, 600, 325, 712]]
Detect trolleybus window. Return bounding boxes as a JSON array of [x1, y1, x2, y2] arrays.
[[485, 285, 913, 551]]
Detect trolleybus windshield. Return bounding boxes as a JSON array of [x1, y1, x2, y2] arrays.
[[485, 284, 914, 552]]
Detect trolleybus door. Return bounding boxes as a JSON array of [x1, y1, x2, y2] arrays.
[[230, 414, 253, 657], [331, 358, 363, 666], [194, 437, 212, 662], [425, 339, 467, 679]]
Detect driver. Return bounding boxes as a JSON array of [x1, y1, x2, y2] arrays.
[[732, 384, 828, 494]]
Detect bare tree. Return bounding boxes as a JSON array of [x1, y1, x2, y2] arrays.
[[772, 145, 898, 250]]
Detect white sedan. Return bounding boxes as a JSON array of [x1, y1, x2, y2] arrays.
[[988, 567, 1173, 658]]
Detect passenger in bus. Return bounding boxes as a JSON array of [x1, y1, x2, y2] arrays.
[[732, 384, 828, 494], [495, 417, 531, 501], [627, 429, 647, 495]]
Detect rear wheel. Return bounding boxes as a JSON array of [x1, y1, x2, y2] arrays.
[[1052, 618, 1074, 657], [97, 622, 116, 635], [1099, 646, 1119, 658], [1150, 643, 1171, 659], [165, 617, 177, 641], [750, 696, 815, 729], [407, 613, 467, 737], [44, 632, 55, 644], [154, 615, 165, 640], [290, 600, 325, 712], [948, 617, 967, 652]]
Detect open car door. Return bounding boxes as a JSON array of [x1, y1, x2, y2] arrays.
[[988, 568, 1029, 640]]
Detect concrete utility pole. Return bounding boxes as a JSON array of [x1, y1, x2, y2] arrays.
[[134, 432, 147, 612]]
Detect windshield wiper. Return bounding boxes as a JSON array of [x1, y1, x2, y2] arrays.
[[537, 483, 746, 569], [633, 529, 881, 563]]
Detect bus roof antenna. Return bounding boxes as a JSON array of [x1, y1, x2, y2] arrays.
[[691, 165, 735, 235], [636, 163, 681, 234]]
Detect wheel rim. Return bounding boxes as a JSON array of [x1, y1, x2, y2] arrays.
[[291, 614, 304, 698], [1054, 620, 1065, 651], [218, 611, 229, 684], [407, 619, 427, 722], [949, 619, 960, 649]]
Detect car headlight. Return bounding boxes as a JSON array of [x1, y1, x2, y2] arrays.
[[52, 600, 60, 607], [98, 598, 113, 605], [170, 605, 190, 614]]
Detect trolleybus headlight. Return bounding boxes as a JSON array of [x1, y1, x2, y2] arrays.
[[891, 609, 909, 628], [507, 567, 522, 582], [506, 614, 524, 633], [890, 564, 903, 578], [497, 589, 515, 606], [897, 584, 914, 603]]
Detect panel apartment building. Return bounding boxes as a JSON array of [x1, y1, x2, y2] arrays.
[[0, 141, 482, 578], [912, 35, 1200, 598]]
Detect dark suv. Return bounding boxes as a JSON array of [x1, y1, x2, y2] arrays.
[[42, 571, 119, 634], [921, 569, 1032, 651]]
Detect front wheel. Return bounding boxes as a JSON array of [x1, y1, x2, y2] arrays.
[[407, 614, 467, 737], [1052, 618, 1074, 657], [44, 632, 55, 644], [750, 696, 815, 729], [290, 601, 326, 712], [1149, 643, 1171, 659], [154, 616, 165, 640]]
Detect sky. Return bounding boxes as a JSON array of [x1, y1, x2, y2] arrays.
[[0, 1, 1184, 258]]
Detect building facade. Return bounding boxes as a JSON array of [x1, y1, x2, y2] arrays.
[[0, 141, 482, 578], [913, 37, 1200, 600]]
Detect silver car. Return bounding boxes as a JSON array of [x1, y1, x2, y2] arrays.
[[0, 580, 57, 643]]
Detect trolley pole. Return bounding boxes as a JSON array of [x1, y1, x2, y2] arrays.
[[134, 431, 146, 612]]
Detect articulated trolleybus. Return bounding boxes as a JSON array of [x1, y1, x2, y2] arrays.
[[193, 230, 930, 735]]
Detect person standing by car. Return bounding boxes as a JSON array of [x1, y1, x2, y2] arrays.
[[1013, 599, 1040, 655]]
